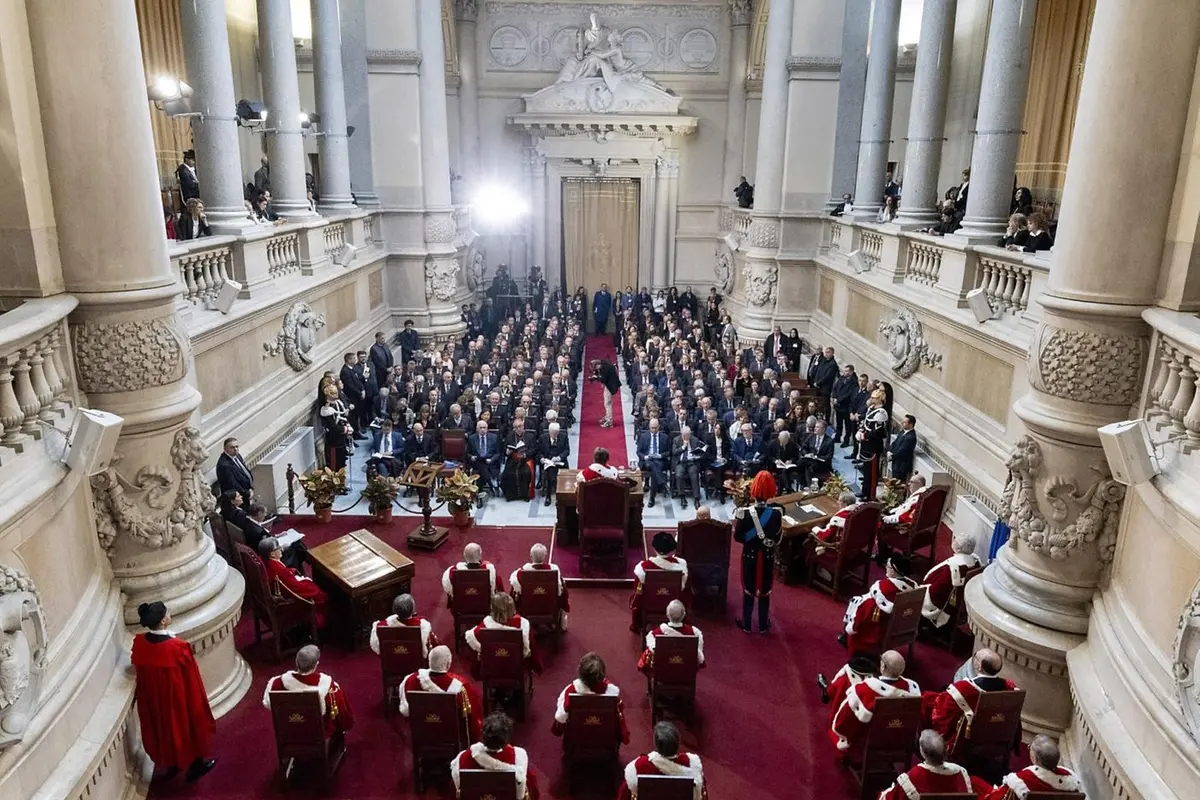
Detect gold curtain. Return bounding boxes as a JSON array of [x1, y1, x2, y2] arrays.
[[1016, 0, 1095, 206], [562, 178, 640, 309], [134, 0, 192, 201]]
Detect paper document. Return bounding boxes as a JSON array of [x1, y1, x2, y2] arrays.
[[800, 504, 820, 514], [783, 515, 798, 527], [275, 529, 306, 549], [776, 461, 796, 469]]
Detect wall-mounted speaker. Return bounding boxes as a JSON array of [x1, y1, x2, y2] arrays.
[[847, 249, 868, 273], [1098, 419, 1160, 486], [65, 409, 124, 476], [335, 243, 359, 268], [214, 279, 241, 314], [966, 288, 994, 323]]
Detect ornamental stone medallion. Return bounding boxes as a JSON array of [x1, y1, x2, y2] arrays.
[[878, 307, 943, 378], [489, 26, 530, 67], [0, 564, 47, 748], [1173, 579, 1200, 743], [262, 302, 326, 371]]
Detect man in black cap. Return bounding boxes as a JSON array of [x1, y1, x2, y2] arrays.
[[177, 149, 199, 203], [629, 531, 689, 632]]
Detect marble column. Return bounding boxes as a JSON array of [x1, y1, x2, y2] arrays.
[[456, 0, 481, 184], [178, 0, 256, 233], [667, 157, 679, 285], [256, 0, 317, 218], [531, 152, 547, 276], [850, 0, 901, 219], [26, 0, 248, 713], [967, 0, 1200, 736], [720, 0, 752, 203], [340, 0, 379, 208], [652, 159, 670, 289], [955, 0, 1037, 239], [310, 0, 355, 211], [417, 0, 465, 336], [826, 0, 870, 210], [894, 0, 956, 226]]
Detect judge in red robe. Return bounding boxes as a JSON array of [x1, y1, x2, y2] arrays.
[[805, 492, 860, 555], [263, 644, 354, 739], [841, 556, 918, 655], [830, 650, 920, 757], [510, 543, 570, 629], [980, 735, 1084, 799], [398, 645, 484, 742], [452, 712, 541, 800], [260, 536, 327, 628], [369, 592, 439, 657], [551, 653, 630, 744], [130, 601, 216, 782], [638, 600, 706, 676], [925, 649, 1019, 757], [440, 542, 503, 610], [819, 655, 877, 727], [879, 729, 980, 799], [618, 722, 708, 800], [630, 531, 690, 632], [920, 534, 982, 627], [464, 592, 544, 674], [578, 447, 620, 482]]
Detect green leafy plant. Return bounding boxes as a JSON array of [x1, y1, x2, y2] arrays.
[[822, 471, 852, 498], [361, 474, 402, 513], [435, 468, 480, 511], [722, 475, 753, 507], [299, 467, 346, 510], [881, 477, 906, 509]]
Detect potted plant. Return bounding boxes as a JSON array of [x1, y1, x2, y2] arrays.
[[722, 475, 753, 507], [298, 466, 346, 523], [361, 474, 402, 524], [880, 477, 906, 509], [822, 472, 852, 499], [436, 469, 480, 527]]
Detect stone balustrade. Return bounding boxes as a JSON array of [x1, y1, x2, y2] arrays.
[[1143, 308, 1200, 453], [905, 239, 943, 286], [323, 221, 347, 261], [266, 230, 302, 278], [172, 237, 235, 305], [829, 218, 845, 253], [0, 295, 78, 461], [365, 213, 377, 246], [733, 208, 753, 237], [974, 246, 1047, 318], [860, 229, 882, 270]]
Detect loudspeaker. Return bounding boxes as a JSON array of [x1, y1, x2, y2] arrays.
[[65, 409, 124, 475], [335, 243, 359, 268], [966, 288, 994, 323], [722, 233, 739, 252], [214, 279, 241, 314], [1098, 419, 1159, 486], [847, 249, 868, 273]]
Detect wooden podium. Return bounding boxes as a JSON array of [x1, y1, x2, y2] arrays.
[[400, 461, 449, 551], [306, 528, 415, 648]]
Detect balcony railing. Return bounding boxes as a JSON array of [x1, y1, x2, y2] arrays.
[[905, 240, 943, 287], [0, 295, 77, 461], [733, 208, 753, 238], [860, 230, 882, 270], [266, 231, 301, 278], [974, 246, 1044, 317], [174, 238, 234, 305], [1143, 308, 1200, 452]]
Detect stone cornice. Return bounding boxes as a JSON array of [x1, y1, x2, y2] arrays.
[[295, 46, 422, 73], [786, 47, 916, 79]]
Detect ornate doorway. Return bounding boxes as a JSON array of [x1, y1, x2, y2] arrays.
[[561, 178, 640, 310]]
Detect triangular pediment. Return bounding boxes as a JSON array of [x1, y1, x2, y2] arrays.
[[523, 77, 682, 115]]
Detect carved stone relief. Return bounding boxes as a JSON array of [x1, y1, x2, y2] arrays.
[[455, 0, 478, 23], [424, 215, 458, 245], [71, 318, 187, 394], [466, 250, 487, 291], [0, 565, 46, 749], [714, 251, 734, 294], [746, 218, 779, 250], [1030, 325, 1146, 406], [90, 427, 216, 557], [425, 257, 462, 302], [740, 260, 777, 307], [262, 302, 326, 372], [728, 0, 752, 27], [1173, 578, 1200, 744], [878, 307, 943, 378], [999, 435, 1126, 563]]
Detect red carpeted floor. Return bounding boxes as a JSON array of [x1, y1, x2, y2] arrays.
[[577, 336, 630, 468], [150, 513, 968, 800]]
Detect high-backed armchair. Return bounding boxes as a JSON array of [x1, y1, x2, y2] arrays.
[[236, 543, 319, 661], [407, 691, 471, 792], [847, 695, 922, 799], [577, 477, 629, 575], [676, 518, 731, 611], [878, 486, 949, 567], [807, 504, 881, 599], [267, 690, 347, 785]]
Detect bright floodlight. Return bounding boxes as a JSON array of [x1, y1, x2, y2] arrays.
[[147, 76, 193, 117], [473, 184, 530, 228]]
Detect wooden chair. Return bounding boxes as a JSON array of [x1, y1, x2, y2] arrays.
[[377, 625, 426, 714], [236, 543, 319, 662], [641, 570, 686, 634], [807, 504, 881, 599], [408, 691, 470, 792], [578, 478, 630, 575], [847, 694, 923, 800], [877, 587, 928, 662], [477, 628, 532, 721], [439, 431, 468, 481], [458, 769, 519, 800], [209, 512, 234, 567], [649, 635, 700, 725], [451, 568, 494, 649], [562, 693, 623, 765], [267, 690, 346, 786], [926, 566, 984, 653], [636, 775, 697, 800], [954, 689, 1027, 784], [878, 486, 949, 568], [512, 568, 564, 635], [676, 518, 731, 612]]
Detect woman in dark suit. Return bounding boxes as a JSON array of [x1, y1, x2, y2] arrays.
[[1022, 212, 1054, 253], [732, 472, 784, 634], [177, 198, 212, 240]]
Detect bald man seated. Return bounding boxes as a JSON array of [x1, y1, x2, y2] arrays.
[[829, 649, 920, 757], [878, 729, 980, 799], [398, 645, 484, 742], [509, 543, 570, 629], [923, 648, 1019, 758], [441, 542, 504, 610], [980, 735, 1083, 800], [694, 505, 712, 520]]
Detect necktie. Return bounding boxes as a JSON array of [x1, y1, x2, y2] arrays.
[[651, 436, 658, 457], [480, 436, 487, 458]]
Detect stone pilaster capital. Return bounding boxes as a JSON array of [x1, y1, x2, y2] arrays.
[[455, 0, 478, 23], [728, 0, 753, 27]]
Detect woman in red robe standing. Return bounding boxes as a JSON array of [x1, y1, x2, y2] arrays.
[[130, 601, 217, 782]]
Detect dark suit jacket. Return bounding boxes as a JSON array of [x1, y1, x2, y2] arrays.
[[671, 435, 705, 468], [732, 436, 763, 465], [538, 433, 570, 465], [800, 432, 835, 470], [763, 334, 788, 364], [637, 430, 669, 463], [216, 452, 254, 495], [341, 364, 366, 400], [407, 432, 439, 460], [593, 360, 621, 393], [370, 342, 394, 377], [177, 164, 200, 200], [766, 438, 800, 465], [832, 374, 858, 405], [468, 432, 501, 468], [1024, 230, 1053, 253], [889, 429, 917, 476], [812, 358, 839, 394], [371, 430, 405, 460], [177, 214, 211, 240]]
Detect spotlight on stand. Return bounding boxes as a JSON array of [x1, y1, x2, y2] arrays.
[[147, 76, 196, 118], [236, 99, 268, 128]]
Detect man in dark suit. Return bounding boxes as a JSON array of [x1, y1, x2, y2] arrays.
[[442, 403, 472, 434], [406, 422, 439, 463], [883, 171, 901, 199], [369, 421, 405, 476], [537, 422, 570, 506], [763, 325, 788, 370], [671, 426, 705, 508], [592, 283, 613, 334], [369, 331, 394, 378], [799, 420, 835, 487], [589, 357, 621, 428], [765, 429, 801, 493], [731, 422, 763, 476], [637, 418, 670, 507], [848, 373, 871, 452], [468, 420, 501, 494], [811, 346, 839, 420], [176, 150, 199, 203], [356, 349, 378, 433], [339, 353, 367, 438], [216, 437, 254, 504], [398, 319, 421, 366], [889, 415, 918, 481], [831, 364, 859, 448]]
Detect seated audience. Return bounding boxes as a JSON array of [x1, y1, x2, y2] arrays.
[[876, 193, 898, 223], [451, 712, 541, 800], [1012, 186, 1034, 216], [1022, 211, 1053, 253], [1000, 213, 1029, 249], [631, 532, 690, 632], [818, 654, 877, 715], [468, 419, 502, 495], [731, 422, 764, 475], [537, 421, 570, 505], [878, 729, 978, 799], [257, 536, 326, 627], [464, 592, 543, 674], [369, 593, 438, 657], [509, 543, 570, 629], [442, 542, 503, 609], [841, 555, 917, 656], [637, 418, 670, 506], [501, 417, 537, 501], [877, 473, 930, 562], [369, 419, 405, 477], [551, 652, 630, 744], [924, 648, 1018, 757], [398, 645, 483, 742], [619, 722, 707, 800], [672, 425, 706, 507], [829, 650, 919, 756], [766, 428, 801, 492], [638, 599, 706, 675], [920, 532, 983, 627], [262, 644, 354, 738], [981, 735, 1083, 800], [799, 419, 835, 487], [177, 198, 211, 240]]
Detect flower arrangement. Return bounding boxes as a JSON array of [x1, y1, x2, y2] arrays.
[[298, 467, 346, 521], [722, 475, 753, 507], [361, 474, 403, 517], [822, 472, 852, 498], [436, 469, 480, 514]]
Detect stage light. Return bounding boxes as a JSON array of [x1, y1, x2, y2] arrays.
[[147, 76, 194, 117], [472, 184, 530, 229], [236, 99, 268, 127]]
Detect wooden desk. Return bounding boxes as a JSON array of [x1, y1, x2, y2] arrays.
[[775, 493, 842, 584], [554, 469, 644, 547], [307, 529, 415, 649]]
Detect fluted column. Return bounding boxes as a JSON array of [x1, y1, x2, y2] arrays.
[[340, 0, 379, 208], [310, 0, 354, 211], [826, 0, 870, 209], [652, 159, 670, 290], [531, 152, 547, 276], [257, 0, 317, 218], [967, 0, 1200, 736], [27, 0, 248, 713], [720, 0, 752, 202], [178, 0, 256, 233], [850, 0, 901, 218], [456, 0, 481, 184], [894, 0, 956, 226], [955, 0, 1037, 238]]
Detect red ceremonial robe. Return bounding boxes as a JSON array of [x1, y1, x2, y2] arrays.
[[579, 462, 619, 482], [263, 670, 354, 738], [981, 764, 1084, 800], [551, 678, 630, 744], [881, 486, 928, 527], [925, 677, 1019, 757], [843, 576, 919, 656], [441, 561, 503, 610], [629, 554, 690, 632], [921, 552, 982, 627], [510, 563, 571, 629], [263, 557, 327, 627], [825, 663, 872, 728], [637, 622, 706, 675], [369, 614, 439, 656], [878, 761, 975, 799], [829, 675, 921, 756], [465, 614, 544, 673], [131, 633, 215, 770], [809, 505, 857, 555], [452, 743, 541, 800], [617, 752, 708, 800], [398, 668, 484, 742]]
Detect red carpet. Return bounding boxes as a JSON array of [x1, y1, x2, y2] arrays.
[[150, 514, 968, 800], [577, 335, 630, 468]]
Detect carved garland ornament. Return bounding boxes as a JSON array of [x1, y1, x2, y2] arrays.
[[0, 565, 46, 748], [425, 257, 461, 302], [90, 427, 216, 556], [1172, 579, 1200, 743], [262, 302, 326, 372], [878, 307, 943, 378], [71, 318, 186, 394], [1031, 326, 1146, 406], [714, 251, 734, 294], [740, 261, 777, 307], [999, 435, 1126, 563], [424, 215, 457, 245]]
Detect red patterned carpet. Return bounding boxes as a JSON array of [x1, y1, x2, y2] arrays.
[[576, 335, 631, 468], [148, 514, 965, 800]]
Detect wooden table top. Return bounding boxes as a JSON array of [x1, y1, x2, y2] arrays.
[[776, 492, 842, 536], [555, 469, 644, 502], [307, 529, 416, 595]]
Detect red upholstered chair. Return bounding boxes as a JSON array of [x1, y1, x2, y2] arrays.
[[562, 693, 623, 765], [649, 635, 700, 725], [848, 694, 923, 800], [877, 587, 928, 662], [267, 690, 347, 786], [878, 486, 949, 568], [953, 690, 1026, 784], [439, 432, 468, 481], [477, 628, 533, 721], [676, 518, 731, 612], [451, 568, 494, 650], [807, 504, 881, 600], [236, 543, 319, 662], [512, 568, 564, 635], [407, 691, 471, 792], [640, 569, 685, 634], [636, 775, 697, 800], [376, 625, 425, 714], [927, 565, 984, 653], [577, 478, 630, 575], [458, 769, 519, 800]]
